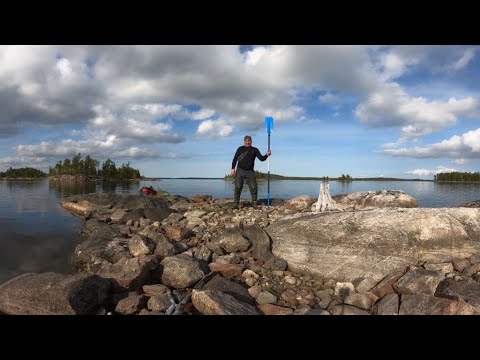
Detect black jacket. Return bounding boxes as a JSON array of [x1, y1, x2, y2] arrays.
[[232, 146, 268, 171]]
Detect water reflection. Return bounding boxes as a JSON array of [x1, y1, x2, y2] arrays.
[[0, 179, 83, 285], [5, 179, 44, 191], [99, 180, 136, 194], [48, 179, 97, 197], [47, 179, 140, 197], [433, 182, 480, 207]]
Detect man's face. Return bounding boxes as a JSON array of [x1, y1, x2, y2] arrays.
[[244, 139, 252, 147]]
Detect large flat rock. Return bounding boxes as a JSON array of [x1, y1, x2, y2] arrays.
[[266, 208, 480, 282], [0, 272, 111, 315]]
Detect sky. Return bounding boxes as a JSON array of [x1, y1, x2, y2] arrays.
[[1, 45, 480, 179]]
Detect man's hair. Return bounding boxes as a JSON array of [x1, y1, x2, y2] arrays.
[[244, 135, 252, 141]]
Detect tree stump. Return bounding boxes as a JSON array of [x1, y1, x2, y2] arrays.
[[315, 182, 340, 213]]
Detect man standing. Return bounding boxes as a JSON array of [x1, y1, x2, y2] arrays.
[[231, 135, 271, 208]]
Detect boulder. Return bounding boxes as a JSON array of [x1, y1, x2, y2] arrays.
[[330, 190, 418, 210], [266, 208, 480, 282], [0, 272, 110, 315]]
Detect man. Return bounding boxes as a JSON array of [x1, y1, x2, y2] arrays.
[[231, 135, 271, 208]]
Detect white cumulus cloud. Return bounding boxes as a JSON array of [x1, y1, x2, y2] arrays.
[[407, 166, 458, 177], [384, 128, 480, 158], [196, 119, 233, 138]]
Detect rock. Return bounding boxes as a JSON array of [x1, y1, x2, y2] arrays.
[[372, 271, 405, 298], [258, 303, 293, 315], [202, 274, 254, 305], [71, 219, 123, 271], [263, 257, 288, 271], [434, 277, 480, 309], [344, 293, 372, 310], [115, 294, 147, 315], [147, 293, 173, 312], [373, 293, 399, 315], [286, 195, 315, 211], [207, 229, 251, 255], [353, 276, 378, 293], [267, 208, 480, 282], [128, 234, 156, 257], [194, 245, 213, 263], [208, 263, 245, 278], [97, 255, 158, 292], [256, 291, 278, 304], [191, 290, 259, 315], [242, 224, 273, 262], [142, 284, 170, 296], [393, 267, 444, 295], [399, 294, 458, 315], [332, 190, 418, 210], [0, 272, 111, 315], [452, 258, 471, 272], [330, 305, 370, 315], [160, 254, 206, 289], [424, 262, 454, 275]]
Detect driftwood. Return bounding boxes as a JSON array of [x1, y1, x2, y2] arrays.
[[315, 182, 340, 213]]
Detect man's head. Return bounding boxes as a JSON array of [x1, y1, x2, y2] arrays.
[[244, 135, 252, 147]]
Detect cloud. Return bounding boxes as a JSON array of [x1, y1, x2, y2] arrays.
[[196, 119, 233, 138], [357, 83, 479, 141], [192, 108, 215, 120], [377, 51, 418, 81], [2, 45, 480, 168], [318, 92, 338, 104], [92, 45, 379, 130], [406, 169, 434, 177], [451, 48, 476, 71], [129, 103, 183, 117], [384, 128, 480, 158], [379, 46, 478, 74], [87, 104, 185, 145], [0, 46, 103, 136], [0, 156, 52, 171], [15, 138, 158, 160], [407, 166, 458, 177], [454, 158, 465, 164]]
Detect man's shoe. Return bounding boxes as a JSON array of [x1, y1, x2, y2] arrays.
[[233, 202, 240, 209]]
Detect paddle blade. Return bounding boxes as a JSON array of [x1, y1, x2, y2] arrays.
[[265, 116, 274, 134]]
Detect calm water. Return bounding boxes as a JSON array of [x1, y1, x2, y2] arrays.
[[1, 178, 480, 285]]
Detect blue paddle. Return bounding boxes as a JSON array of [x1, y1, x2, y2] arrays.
[[265, 116, 274, 207]]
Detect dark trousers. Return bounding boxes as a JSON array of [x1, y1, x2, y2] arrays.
[[234, 168, 257, 203]]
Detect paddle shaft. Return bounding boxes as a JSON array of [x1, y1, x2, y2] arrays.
[[267, 133, 270, 207]]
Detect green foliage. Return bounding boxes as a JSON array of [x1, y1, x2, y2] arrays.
[[202, 204, 214, 213], [339, 174, 352, 181], [99, 158, 116, 179], [0, 167, 47, 178], [435, 171, 480, 182], [116, 161, 141, 180], [48, 154, 142, 180]]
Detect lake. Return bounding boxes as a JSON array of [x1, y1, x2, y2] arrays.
[[1, 178, 479, 285]]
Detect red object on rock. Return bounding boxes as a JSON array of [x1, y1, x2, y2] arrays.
[[140, 186, 157, 195]]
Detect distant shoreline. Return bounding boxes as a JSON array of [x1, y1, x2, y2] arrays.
[[3, 177, 480, 184]]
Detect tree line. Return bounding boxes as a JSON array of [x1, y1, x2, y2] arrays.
[[0, 167, 47, 178], [224, 171, 353, 181], [434, 171, 480, 182], [48, 153, 142, 180]]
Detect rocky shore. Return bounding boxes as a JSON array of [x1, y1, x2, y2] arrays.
[[1, 190, 480, 315]]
